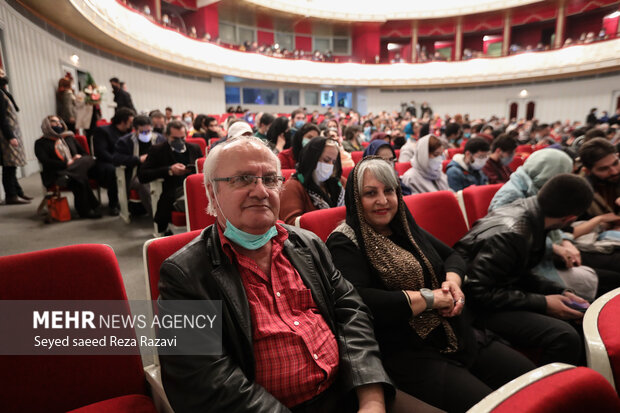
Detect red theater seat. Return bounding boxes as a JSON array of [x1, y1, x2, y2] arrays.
[[469, 363, 620, 413], [516, 144, 534, 154], [0, 245, 157, 413], [186, 137, 207, 155], [282, 168, 296, 181], [584, 287, 620, 391], [67, 394, 157, 413], [460, 183, 503, 228], [342, 165, 354, 180], [296, 206, 346, 242], [351, 151, 364, 164], [74, 134, 91, 155], [196, 156, 206, 173], [403, 191, 468, 247], [184, 174, 216, 231], [394, 162, 411, 176], [143, 230, 202, 301], [446, 147, 463, 160], [508, 154, 526, 172]]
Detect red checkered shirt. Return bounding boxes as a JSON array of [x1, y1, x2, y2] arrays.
[[219, 224, 339, 408]]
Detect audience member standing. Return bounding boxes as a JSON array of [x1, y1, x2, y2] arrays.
[[92, 107, 135, 215], [56, 77, 76, 132], [109, 77, 135, 113], [0, 69, 31, 204]]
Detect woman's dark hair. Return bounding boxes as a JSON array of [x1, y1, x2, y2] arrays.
[[193, 114, 207, 131], [419, 122, 430, 137], [344, 125, 361, 141], [296, 137, 343, 207], [428, 135, 443, 153], [265, 116, 290, 147], [291, 123, 320, 162]]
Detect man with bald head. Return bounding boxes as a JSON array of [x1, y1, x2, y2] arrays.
[[158, 136, 440, 413]]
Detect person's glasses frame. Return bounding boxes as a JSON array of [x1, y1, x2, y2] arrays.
[[212, 175, 285, 189]]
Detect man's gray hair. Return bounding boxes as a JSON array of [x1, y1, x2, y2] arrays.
[[203, 136, 281, 216], [356, 158, 399, 195]]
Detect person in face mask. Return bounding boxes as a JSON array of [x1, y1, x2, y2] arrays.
[[362, 120, 374, 142], [279, 137, 345, 224], [109, 77, 135, 113], [482, 134, 518, 184], [401, 135, 450, 194], [445, 137, 490, 192], [277, 123, 319, 169], [289, 108, 306, 133], [113, 115, 165, 217], [138, 120, 203, 235]]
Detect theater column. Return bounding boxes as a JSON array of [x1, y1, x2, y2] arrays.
[[411, 21, 418, 62], [153, 0, 161, 22], [454, 17, 463, 61], [502, 11, 511, 56], [555, 0, 567, 49]]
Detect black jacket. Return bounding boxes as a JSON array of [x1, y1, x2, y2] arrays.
[[92, 124, 125, 164], [113, 87, 135, 113], [158, 225, 394, 413], [138, 141, 202, 193], [34, 135, 86, 188], [454, 197, 565, 313]]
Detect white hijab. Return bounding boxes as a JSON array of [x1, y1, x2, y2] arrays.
[[401, 134, 450, 194]]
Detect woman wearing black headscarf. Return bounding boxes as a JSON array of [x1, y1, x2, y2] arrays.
[[325, 157, 535, 412], [277, 122, 319, 168], [279, 137, 345, 224]]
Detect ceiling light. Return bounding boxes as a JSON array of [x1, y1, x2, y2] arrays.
[[70, 54, 80, 65], [519, 89, 528, 98], [387, 43, 401, 51]]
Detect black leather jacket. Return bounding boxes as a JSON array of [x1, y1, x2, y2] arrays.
[[454, 197, 565, 314], [158, 224, 394, 412]]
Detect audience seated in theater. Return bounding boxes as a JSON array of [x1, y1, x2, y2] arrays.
[[325, 124, 354, 169], [401, 135, 450, 194], [442, 122, 462, 149], [188, 114, 209, 140], [289, 108, 306, 135], [149, 110, 166, 135], [342, 125, 363, 153], [446, 137, 490, 191], [279, 137, 345, 224], [159, 136, 437, 413], [363, 140, 412, 196], [113, 114, 165, 216], [253, 112, 274, 142], [265, 116, 290, 155], [326, 158, 535, 412], [92, 107, 135, 216], [138, 120, 202, 236], [398, 124, 420, 164], [277, 123, 320, 169], [488, 149, 604, 300], [482, 134, 518, 184], [34, 116, 100, 218], [454, 174, 594, 366]]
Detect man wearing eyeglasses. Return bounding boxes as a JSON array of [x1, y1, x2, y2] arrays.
[[158, 136, 439, 413], [138, 120, 202, 235]]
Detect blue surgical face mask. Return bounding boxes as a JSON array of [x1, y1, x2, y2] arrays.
[[294, 120, 305, 129], [363, 126, 371, 135], [211, 186, 277, 250], [501, 153, 515, 166], [463, 132, 471, 139]]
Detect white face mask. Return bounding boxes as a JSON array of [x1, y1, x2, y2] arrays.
[[138, 131, 152, 143], [313, 161, 334, 183], [471, 156, 488, 170], [428, 155, 444, 172]]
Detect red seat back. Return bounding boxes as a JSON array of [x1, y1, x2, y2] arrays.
[[442, 159, 450, 173], [403, 191, 468, 247], [0, 245, 146, 412], [508, 154, 526, 172], [492, 367, 620, 413], [461, 183, 503, 228], [516, 144, 534, 154], [394, 149, 400, 158], [298, 206, 346, 242], [74, 134, 90, 155], [144, 231, 202, 301], [351, 151, 364, 164], [342, 165, 354, 180], [196, 157, 206, 173], [598, 293, 620, 390], [184, 174, 216, 231], [186, 137, 207, 155], [394, 162, 411, 176], [361, 141, 369, 148], [282, 169, 296, 181], [446, 147, 464, 160]]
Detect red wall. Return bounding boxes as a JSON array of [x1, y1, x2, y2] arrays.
[[511, 21, 555, 47], [352, 23, 381, 63], [257, 30, 274, 45], [566, 9, 609, 39], [295, 36, 312, 52], [462, 34, 483, 52], [184, 3, 218, 38]]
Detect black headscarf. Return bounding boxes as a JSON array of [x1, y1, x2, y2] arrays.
[[291, 123, 320, 162], [295, 136, 343, 208]]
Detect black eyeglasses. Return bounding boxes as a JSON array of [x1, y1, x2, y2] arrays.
[[212, 175, 285, 189]]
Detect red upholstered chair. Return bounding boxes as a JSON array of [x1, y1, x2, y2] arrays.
[[361, 141, 369, 148], [96, 119, 110, 127], [295, 205, 346, 242], [342, 165, 354, 180], [184, 174, 216, 231], [351, 151, 364, 164], [516, 144, 534, 154], [143, 230, 202, 301], [584, 287, 620, 392], [459, 183, 503, 228], [209, 137, 220, 146], [394, 149, 400, 158], [196, 156, 206, 173], [394, 162, 411, 176], [442, 159, 450, 173], [186, 137, 207, 156], [468, 363, 620, 413], [446, 147, 463, 160], [74, 134, 91, 155], [403, 191, 468, 247], [0, 245, 159, 413], [282, 168, 296, 181]]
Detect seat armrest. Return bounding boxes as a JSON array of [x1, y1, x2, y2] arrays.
[[144, 364, 174, 413]]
